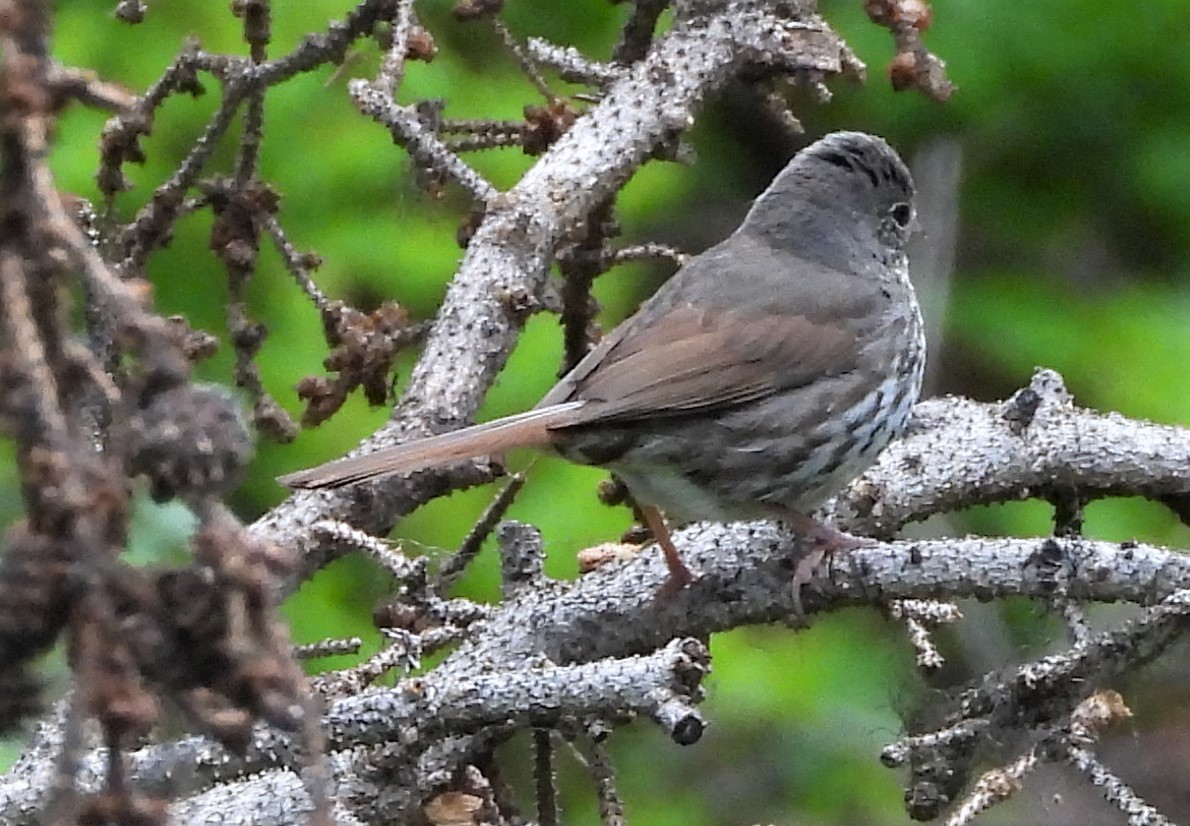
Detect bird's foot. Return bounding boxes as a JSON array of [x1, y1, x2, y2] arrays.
[[782, 513, 874, 624]]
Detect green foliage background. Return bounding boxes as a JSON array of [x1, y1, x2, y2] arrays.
[[3, 0, 1189, 822]]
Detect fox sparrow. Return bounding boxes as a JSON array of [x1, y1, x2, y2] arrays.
[[281, 131, 926, 592]]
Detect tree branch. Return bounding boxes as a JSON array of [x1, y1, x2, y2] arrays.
[[827, 370, 1190, 539]]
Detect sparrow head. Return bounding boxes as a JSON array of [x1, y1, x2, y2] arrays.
[[741, 131, 917, 271]]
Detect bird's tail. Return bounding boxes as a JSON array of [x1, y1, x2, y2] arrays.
[[277, 401, 585, 489]]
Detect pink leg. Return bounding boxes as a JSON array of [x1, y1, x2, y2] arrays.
[[640, 505, 696, 598]]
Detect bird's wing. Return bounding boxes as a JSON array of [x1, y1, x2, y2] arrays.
[[552, 302, 860, 427]]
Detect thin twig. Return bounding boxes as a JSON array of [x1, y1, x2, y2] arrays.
[[493, 18, 553, 101], [943, 750, 1037, 826], [376, 0, 416, 96], [294, 637, 364, 660], [587, 736, 627, 826], [533, 729, 559, 826], [435, 473, 526, 591]]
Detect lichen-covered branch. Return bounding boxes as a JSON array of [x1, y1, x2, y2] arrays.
[[0, 639, 711, 824], [827, 369, 1190, 539]]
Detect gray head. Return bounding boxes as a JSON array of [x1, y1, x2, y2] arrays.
[[740, 132, 916, 277]]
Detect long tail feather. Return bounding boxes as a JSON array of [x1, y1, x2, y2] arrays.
[[278, 402, 585, 489]]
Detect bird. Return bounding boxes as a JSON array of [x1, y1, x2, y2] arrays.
[[280, 131, 926, 594]]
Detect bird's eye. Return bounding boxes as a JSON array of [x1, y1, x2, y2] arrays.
[[890, 202, 913, 228]]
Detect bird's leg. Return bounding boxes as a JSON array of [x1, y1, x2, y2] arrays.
[[784, 511, 875, 553], [780, 511, 875, 620], [640, 505, 696, 597]]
